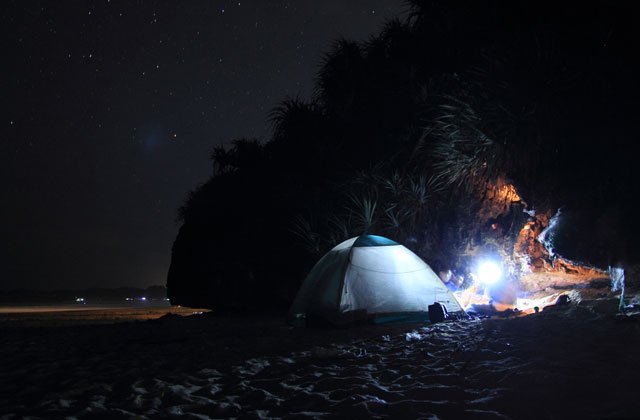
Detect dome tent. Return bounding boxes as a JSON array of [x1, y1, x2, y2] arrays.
[[288, 235, 464, 326]]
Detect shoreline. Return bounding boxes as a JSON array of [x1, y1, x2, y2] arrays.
[[0, 303, 170, 314], [0, 305, 209, 328]]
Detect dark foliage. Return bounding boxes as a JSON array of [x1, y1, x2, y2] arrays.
[[168, 0, 640, 310]]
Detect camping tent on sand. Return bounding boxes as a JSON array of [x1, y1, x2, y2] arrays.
[[288, 235, 464, 326]]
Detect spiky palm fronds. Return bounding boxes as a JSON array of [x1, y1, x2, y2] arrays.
[[364, 18, 414, 63], [352, 167, 385, 198], [314, 38, 365, 116], [268, 97, 321, 141], [210, 144, 231, 176], [289, 215, 322, 256], [209, 138, 266, 176], [416, 38, 571, 206], [416, 94, 506, 199], [403, 0, 439, 27], [327, 215, 352, 247], [381, 170, 404, 198], [407, 174, 430, 208], [346, 193, 378, 234], [383, 204, 412, 231]]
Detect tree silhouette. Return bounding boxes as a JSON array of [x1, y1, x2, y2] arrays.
[[168, 0, 640, 310]]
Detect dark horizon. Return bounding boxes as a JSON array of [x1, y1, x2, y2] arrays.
[[2, 1, 405, 291], [0, 284, 168, 304]]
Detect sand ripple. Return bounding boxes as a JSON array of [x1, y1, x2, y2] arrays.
[[2, 306, 640, 418]]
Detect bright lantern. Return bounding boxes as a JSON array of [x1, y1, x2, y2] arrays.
[[477, 261, 502, 285]]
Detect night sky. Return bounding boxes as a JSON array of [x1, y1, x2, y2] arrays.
[[2, 1, 406, 290]]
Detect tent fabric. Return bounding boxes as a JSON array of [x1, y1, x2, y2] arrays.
[[288, 235, 464, 325], [352, 234, 399, 247]]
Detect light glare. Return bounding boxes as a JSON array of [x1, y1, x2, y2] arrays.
[[477, 261, 502, 285]]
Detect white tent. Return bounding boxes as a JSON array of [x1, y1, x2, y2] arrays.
[[288, 235, 463, 325]]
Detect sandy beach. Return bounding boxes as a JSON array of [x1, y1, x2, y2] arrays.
[[1, 299, 639, 419], [0, 303, 203, 328]]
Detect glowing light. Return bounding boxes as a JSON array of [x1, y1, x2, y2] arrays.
[[477, 261, 502, 285], [516, 294, 562, 314]]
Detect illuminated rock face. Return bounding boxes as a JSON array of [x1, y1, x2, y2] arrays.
[[513, 212, 553, 271], [478, 177, 522, 222]]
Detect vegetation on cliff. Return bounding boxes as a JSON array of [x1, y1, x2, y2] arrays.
[[168, 1, 639, 310]]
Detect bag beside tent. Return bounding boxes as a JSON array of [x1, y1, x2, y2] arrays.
[[288, 235, 463, 326]]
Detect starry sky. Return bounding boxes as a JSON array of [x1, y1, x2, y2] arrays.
[[2, 0, 407, 290]]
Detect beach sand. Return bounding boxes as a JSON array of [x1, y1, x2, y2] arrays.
[[1, 299, 640, 419], [0, 304, 206, 328]]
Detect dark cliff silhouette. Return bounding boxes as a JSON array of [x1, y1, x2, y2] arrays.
[[168, 0, 640, 310]]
